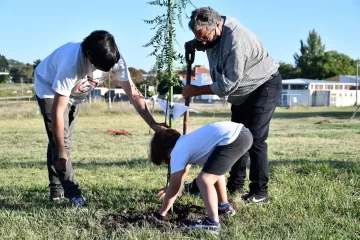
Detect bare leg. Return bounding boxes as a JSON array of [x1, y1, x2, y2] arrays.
[[215, 175, 228, 205], [196, 172, 221, 222]]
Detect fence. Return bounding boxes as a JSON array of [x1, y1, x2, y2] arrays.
[[279, 93, 305, 107]]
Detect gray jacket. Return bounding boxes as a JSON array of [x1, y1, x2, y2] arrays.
[[207, 16, 279, 105]]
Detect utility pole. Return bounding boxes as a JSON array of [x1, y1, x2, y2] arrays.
[[108, 74, 112, 109], [88, 89, 92, 103], [20, 77, 24, 96], [356, 60, 359, 105]]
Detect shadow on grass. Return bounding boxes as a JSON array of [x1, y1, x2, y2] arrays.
[[0, 186, 55, 211], [0, 184, 160, 212], [272, 111, 357, 120], [269, 159, 358, 169], [0, 158, 151, 170], [269, 159, 360, 176]]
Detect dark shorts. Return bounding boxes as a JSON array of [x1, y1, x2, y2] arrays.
[[202, 127, 253, 175]]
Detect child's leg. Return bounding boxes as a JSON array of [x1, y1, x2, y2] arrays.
[[196, 172, 221, 222], [215, 175, 228, 205]]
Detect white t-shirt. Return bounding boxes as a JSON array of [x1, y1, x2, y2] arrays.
[[34, 41, 130, 105], [170, 121, 243, 174]]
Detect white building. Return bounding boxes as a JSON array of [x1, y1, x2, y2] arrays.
[[281, 79, 358, 107], [327, 75, 359, 84]]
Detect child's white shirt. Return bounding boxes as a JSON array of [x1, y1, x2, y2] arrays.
[[170, 121, 243, 174]]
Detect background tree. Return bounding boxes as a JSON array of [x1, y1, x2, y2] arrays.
[[33, 59, 41, 70], [0, 54, 9, 72], [278, 61, 301, 79], [318, 51, 356, 79], [8, 60, 34, 83], [294, 29, 325, 79], [291, 29, 357, 80], [8, 59, 23, 83], [99, 72, 120, 88], [0, 54, 9, 83], [0, 75, 9, 84], [139, 69, 147, 74], [157, 75, 184, 95], [128, 67, 145, 84]]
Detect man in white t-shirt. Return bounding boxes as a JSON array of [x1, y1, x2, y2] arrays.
[[35, 30, 166, 208], [149, 121, 253, 233]]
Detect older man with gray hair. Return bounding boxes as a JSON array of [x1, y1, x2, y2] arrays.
[[182, 7, 282, 204]]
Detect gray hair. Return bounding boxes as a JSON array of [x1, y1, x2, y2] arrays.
[[188, 7, 222, 31]]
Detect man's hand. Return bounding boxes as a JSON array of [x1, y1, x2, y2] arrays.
[[157, 187, 168, 199], [185, 39, 207, 52], [182, 85, 202, 98], [55, 158, 67, 172]]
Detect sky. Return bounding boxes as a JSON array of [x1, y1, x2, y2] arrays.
[[0, 0, 359, 71]]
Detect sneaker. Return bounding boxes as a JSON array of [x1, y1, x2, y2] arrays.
[[218, 204, 236, 216], [189, 217, 220, 234], [50, 193, 65, 202], [242, 192, 269, 204], [184, 181, 200, 198], [70, 195, 87, 208]]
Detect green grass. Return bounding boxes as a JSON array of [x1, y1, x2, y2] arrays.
[[0, 83, 34, 97], [0, 102, 359, 239]]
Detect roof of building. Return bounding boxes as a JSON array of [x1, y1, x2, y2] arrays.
[[344, 75, 357, 79], [283, 78, 356, 85]]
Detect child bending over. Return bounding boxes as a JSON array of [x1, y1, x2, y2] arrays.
[[149, 121, 253, 233]]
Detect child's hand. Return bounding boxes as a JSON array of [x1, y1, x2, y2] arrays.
[[156, 187, 167, 199]]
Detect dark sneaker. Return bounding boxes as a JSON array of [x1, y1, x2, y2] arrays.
[[50, 193, 65, 202], [242, 192, 269, 204], [218, 204, 236, 216], [184, 181, 200, 198], [189, 217, 220, 234], [70, 195, 87, 208]]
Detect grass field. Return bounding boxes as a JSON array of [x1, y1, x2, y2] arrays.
[[0, 83, 34, 97], [0, 101, 359, 239]]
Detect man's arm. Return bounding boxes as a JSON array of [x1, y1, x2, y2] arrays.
[[182, 85, 214, 98], [182, 46, 245, 98], [209, 45, 245, 98], [51, 93, 69, 172], [119, 78, 166, 132], [158, 165, 190, 216]]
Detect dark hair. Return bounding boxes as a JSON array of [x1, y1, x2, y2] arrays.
[[81, 30, 120, 72], [188, 7, 222, 31], [149, 129, 181, 165]]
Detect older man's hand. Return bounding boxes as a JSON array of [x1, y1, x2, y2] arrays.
[[182, 85, 202, 99], [184, 39, 207, 52]]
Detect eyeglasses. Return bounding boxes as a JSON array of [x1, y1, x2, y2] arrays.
[[195, 29, 215, 42]]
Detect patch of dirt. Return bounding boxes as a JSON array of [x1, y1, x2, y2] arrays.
[[101, 204, 216, 234], [315, 119, 331, 124]]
